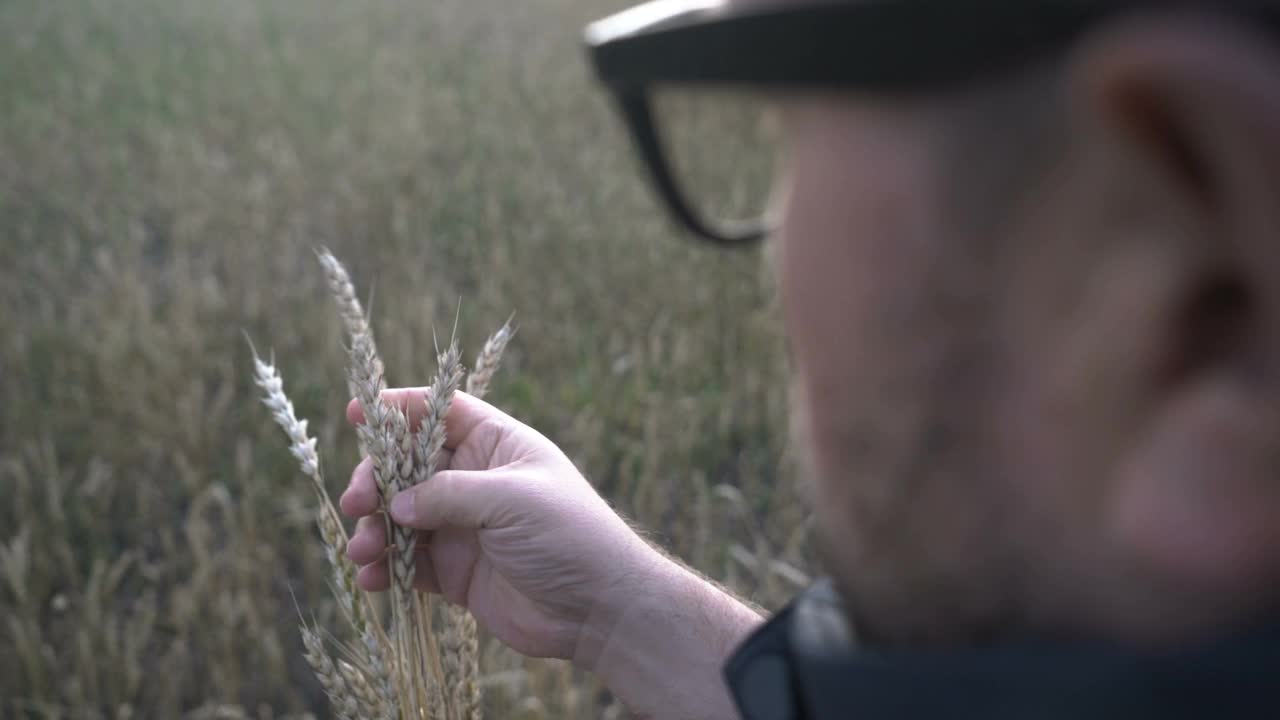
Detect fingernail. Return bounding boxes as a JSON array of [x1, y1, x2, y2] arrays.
[[390, 490, 415, 524]]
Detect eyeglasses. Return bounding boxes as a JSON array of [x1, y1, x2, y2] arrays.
[[584, 0, 1280, 247]]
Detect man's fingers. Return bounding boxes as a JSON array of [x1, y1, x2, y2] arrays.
[[340, 451, 456, 520], [347, 514, 388, 566], [355, 546, 440, 594], [346, 390, 506, 450], [389, 469, 510, 531], [413, 550, 441, 594], [340, 457, 379, 518], [356, 560, 390, 591], [435, 448, 454, 474]]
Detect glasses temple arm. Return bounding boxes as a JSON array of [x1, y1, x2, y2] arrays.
[[615, 89, 767, 247]]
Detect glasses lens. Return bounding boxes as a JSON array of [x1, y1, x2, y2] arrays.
[[652, 87, 782, 232]]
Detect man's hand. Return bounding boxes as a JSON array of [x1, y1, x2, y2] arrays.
[[341, 389, 762, 719]]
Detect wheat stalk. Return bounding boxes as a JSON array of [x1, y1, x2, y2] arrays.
[[317, 251, 433, 710], [401, 341, 465, 717], [451, 328, 510, 720], [253, 249, 510, 719], [335, 298, 426, 704], [415, 341, 475, 719]]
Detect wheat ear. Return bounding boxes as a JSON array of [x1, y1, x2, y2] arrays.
[[300, 624, 360, 720], [465, 318, 514, 400], [360, 622, 400, 720], [413, 341, 464, 486], [385, 401, 417, 600], [249, 343, 367, 634], [317, 247, 384, 387], [338, 657, 393, 720], [319, 256, 408, 593], [322, 611, 401, 718], [323, 253, 416, 602]]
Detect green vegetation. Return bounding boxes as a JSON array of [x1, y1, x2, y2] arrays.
[[0, 0, 808, 716]]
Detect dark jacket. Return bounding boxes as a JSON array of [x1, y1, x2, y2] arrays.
[[724, 579, 1278, 719]]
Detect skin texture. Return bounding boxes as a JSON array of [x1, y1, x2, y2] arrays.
[[342, 6, 1280, 719], [784, 13, 1280, 649], [342, 391, 760, 719]]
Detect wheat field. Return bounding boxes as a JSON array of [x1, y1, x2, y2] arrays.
[[0, 0, 811, 716]]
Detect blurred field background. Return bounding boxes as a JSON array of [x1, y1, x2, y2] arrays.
[[0, 0, 811, 716]]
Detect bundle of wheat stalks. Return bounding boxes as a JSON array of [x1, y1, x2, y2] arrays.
[[249, 249, 513, 720]]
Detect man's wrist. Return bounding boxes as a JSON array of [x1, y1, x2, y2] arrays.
[[575, 547, 764, 719], [573, 544, 680, 674]]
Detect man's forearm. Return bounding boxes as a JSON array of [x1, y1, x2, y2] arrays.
[[576, 557, 764, 720]]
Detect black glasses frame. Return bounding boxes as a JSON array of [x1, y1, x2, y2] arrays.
[[584, 0, 1280, 247]]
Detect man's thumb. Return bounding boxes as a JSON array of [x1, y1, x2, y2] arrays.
[[389, 469, 506, 530]]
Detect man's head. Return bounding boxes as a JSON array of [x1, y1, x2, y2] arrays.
[[775, 7, 1280, 648]]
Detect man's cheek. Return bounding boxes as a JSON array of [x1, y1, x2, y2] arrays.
[[788, 377, 820, 510], [789, 368, 859, 537], [777, 198, 847, 376]]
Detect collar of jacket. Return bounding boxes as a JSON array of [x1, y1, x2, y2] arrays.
[[724, 578, 1280, 720]]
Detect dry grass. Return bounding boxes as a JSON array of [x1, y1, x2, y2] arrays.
[[0, 0, 811, 716]]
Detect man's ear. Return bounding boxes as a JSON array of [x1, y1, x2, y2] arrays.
[[1065, 13, 1280, 611]]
